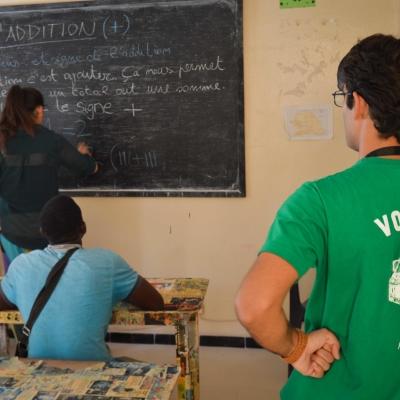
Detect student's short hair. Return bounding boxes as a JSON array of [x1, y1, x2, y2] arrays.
[[337, 34, 400, 140], [40, 195, 83, 244]]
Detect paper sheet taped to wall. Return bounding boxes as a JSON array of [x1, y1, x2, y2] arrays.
[[283, 105, 332, 140]]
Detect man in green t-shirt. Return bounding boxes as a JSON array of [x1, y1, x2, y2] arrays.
[[235, 34, 400, 399]]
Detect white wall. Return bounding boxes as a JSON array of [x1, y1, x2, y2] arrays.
[[0, 0, 398, 336]]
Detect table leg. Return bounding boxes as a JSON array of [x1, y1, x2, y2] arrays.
[[174, 313, 199, 400], [0, 324, 8, 356]]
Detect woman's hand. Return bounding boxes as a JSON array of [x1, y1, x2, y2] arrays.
[[77, 142, 92, 156]]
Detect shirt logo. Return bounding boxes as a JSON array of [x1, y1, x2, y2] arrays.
[[389, 258, 400, 305]]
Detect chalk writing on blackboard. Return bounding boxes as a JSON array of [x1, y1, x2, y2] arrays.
[[0, 0, 244, 197]]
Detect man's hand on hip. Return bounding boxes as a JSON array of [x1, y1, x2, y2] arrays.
[[292, 328, 341, 378]]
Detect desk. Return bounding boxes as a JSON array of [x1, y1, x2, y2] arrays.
[[0, 356, 179, 399], [0, 278, 209, 400]]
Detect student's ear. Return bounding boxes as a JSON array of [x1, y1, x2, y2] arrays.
[[352, 92, 369, 119], [80, 221, 87, 237]]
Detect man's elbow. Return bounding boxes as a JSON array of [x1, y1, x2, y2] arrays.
[[235, 292, 273, 330], [235, 293, 257, 329]]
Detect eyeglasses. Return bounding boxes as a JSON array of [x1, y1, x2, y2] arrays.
[[332, 90, 353, 107]]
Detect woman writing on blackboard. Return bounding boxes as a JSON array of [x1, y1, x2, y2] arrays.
[[0, 85, 97, 271]]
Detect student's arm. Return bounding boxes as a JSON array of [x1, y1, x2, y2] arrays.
[[124, 275, 164, 311], [0, 287, 17, 311], [235, 252, 340, 378]]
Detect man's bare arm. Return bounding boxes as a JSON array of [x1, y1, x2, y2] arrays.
[[235, 252, 340, 378], [235, 252, 299, 355], [0, 288, 17, 311], [124, 276, 164, 311]]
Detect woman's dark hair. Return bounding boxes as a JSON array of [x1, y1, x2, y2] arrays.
[[0, 85, 44, 149], [337, 34, 400, 140], [40, 195, 84, 245]]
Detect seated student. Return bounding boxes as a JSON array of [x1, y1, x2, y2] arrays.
[[0, 195, 164, 361]]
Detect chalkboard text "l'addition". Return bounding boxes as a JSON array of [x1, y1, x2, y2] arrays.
[[2, 21, 96, 43]]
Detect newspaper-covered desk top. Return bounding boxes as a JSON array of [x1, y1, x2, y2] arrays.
[[0, 278, 209, 326], [0, 357, 179, 399], [112, 277, 209, 326]]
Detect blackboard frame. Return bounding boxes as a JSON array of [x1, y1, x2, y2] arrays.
[[0, 0, 245, 198]]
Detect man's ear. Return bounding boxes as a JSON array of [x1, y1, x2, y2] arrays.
[[80, 221, 87, 237], [352, 91, 369, 119]]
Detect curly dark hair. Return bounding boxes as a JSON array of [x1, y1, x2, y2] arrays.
[[337, 34, 400, 140], [40, 195, 84, 244]]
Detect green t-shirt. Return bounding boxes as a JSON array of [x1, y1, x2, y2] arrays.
[[261, 157, 400, 400]]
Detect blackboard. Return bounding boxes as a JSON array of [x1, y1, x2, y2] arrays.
[[0, 0, 244, 197]]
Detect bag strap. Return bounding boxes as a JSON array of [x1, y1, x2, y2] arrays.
[[19, 247, 79, 348]]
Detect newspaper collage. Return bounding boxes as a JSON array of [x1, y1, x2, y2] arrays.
[[111, 278, 209, 326], [149, 278, 209, 311], [0, 357, 179, 400]]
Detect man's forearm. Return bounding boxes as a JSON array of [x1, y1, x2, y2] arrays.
[[236, 253, 340, 377], [235, 253, 300, 356], [239, 304, 297, 357]]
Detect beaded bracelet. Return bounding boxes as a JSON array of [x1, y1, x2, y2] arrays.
[[281, 329, 308, 364]]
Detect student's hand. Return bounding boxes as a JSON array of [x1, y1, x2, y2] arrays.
[[292, 328, 340, 378], [77, 142, 92, 156]]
